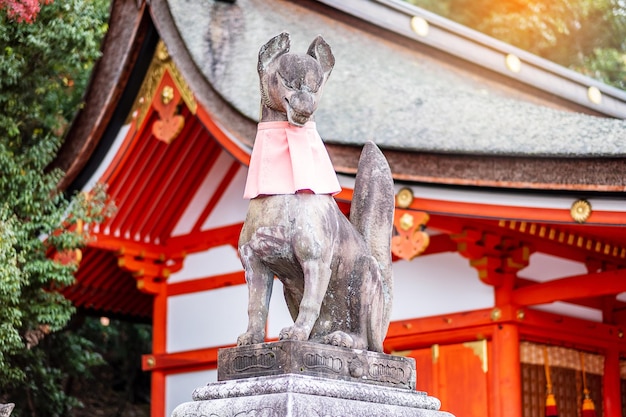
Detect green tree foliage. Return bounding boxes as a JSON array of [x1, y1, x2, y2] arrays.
[[0, 0, 114, 415], [405, 0, 626, 90]]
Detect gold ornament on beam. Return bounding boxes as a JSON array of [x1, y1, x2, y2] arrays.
[[570, 199, 592, 223], [396, 187, 414, 209]]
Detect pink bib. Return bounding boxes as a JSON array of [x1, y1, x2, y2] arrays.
[[243, 121, 341, 199]]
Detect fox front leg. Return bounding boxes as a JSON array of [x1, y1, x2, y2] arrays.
[[279, 259, 331, 341], [237, 243, 273, 346], [279, 222, 332, 341]]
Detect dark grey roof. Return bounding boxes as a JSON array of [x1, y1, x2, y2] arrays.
[[165, 0, 626, 157]]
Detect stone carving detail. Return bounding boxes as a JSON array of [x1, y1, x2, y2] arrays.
[[369, 362, 406, 385], [218, 341, 415, 390], [303, 352, 343, 372], [232, 352, 276, 372], [237, 32, 395, 352]]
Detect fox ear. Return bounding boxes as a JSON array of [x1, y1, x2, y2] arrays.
[[307, 35, 335, 79], [258, 32, 290, 74]]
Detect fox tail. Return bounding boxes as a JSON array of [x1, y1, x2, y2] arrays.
[[349, 141, 395, 350]]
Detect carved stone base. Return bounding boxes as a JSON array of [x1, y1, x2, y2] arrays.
[[172, 373, 455, 417], [171, 342, 455, 417], [218, 340, 416, 389]]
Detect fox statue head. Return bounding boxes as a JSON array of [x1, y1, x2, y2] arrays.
[[258, 32, 335, 126]]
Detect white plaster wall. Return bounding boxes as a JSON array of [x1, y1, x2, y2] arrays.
[[267, 279, 295, 339], [201, 166, 249, 230], [531, 302, 602, 322], [168, 245, 242, 283], [518, 252, 587, 282], [171, 152, 237, 237], [166, 369, 217, 417], [391, 252, 493, 320], [167, 285, 248, 352]]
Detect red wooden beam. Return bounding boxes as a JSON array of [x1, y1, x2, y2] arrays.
[[141, 125, 214, 241], [511, 269, 626, 306], [387, 308, 496, 338], [142, 345, 226, 372], [89, 233, 167, 257], [196, 104, 251, 166], [385, 305, 626, 353], [384, 308, 508, 351], [165, 223, 242, 254], [420, 233, 456, 256], [518, 307, 625, 350], [167, 271, 245, 297]]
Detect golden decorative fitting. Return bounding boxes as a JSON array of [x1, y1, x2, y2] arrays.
[[399, 213, 414, 231], [145, 356, 156, 368], [587, 86, 602, 105], [505, 54, 521, 73], [126, 40, 197, 127], [463, 340, 488, 373], [410, 16, 429, 37], [161, 86, 175, 105], [396, 187, 414, 208], [490, 307, 502, 321], [432, 344, 439, 363], [156, 41, 170, 62], [571, 199, 592, 223], [516, 309, 525, 320]]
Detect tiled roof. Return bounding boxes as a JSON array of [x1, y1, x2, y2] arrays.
[[166, 0, 626, 156]]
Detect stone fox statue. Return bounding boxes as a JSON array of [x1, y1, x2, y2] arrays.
[[237, 32, 394, 352]]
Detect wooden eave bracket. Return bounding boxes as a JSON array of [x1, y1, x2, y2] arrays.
[[87, 233, 187, 294], [499, 219, 626, 264], [116, 251, 183, 294], [451, 229, 531, 287]]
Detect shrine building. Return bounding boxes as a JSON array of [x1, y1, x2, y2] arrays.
[[51, 1, 626, 416]]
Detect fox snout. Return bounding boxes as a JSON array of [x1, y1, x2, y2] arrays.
[[284, 89, 317, 126]]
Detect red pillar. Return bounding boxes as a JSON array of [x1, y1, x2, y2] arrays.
[[151, 287, 167, 417], [490, 323, 522, 417], [603, 347, 622, 417]]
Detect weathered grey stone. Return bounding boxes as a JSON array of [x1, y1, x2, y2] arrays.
[[237, 33, 395, 353], [218, 340, 416, 390], [172, 373, 454, 417], [0, 403, 14, 417]]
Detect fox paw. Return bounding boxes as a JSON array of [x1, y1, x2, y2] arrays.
[[323, 331, 355, 349], [279, 325, 309, 341], [237, 331, 264, 346]]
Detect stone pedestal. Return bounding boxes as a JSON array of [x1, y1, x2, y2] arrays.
[[172, 341, 455, 417]]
